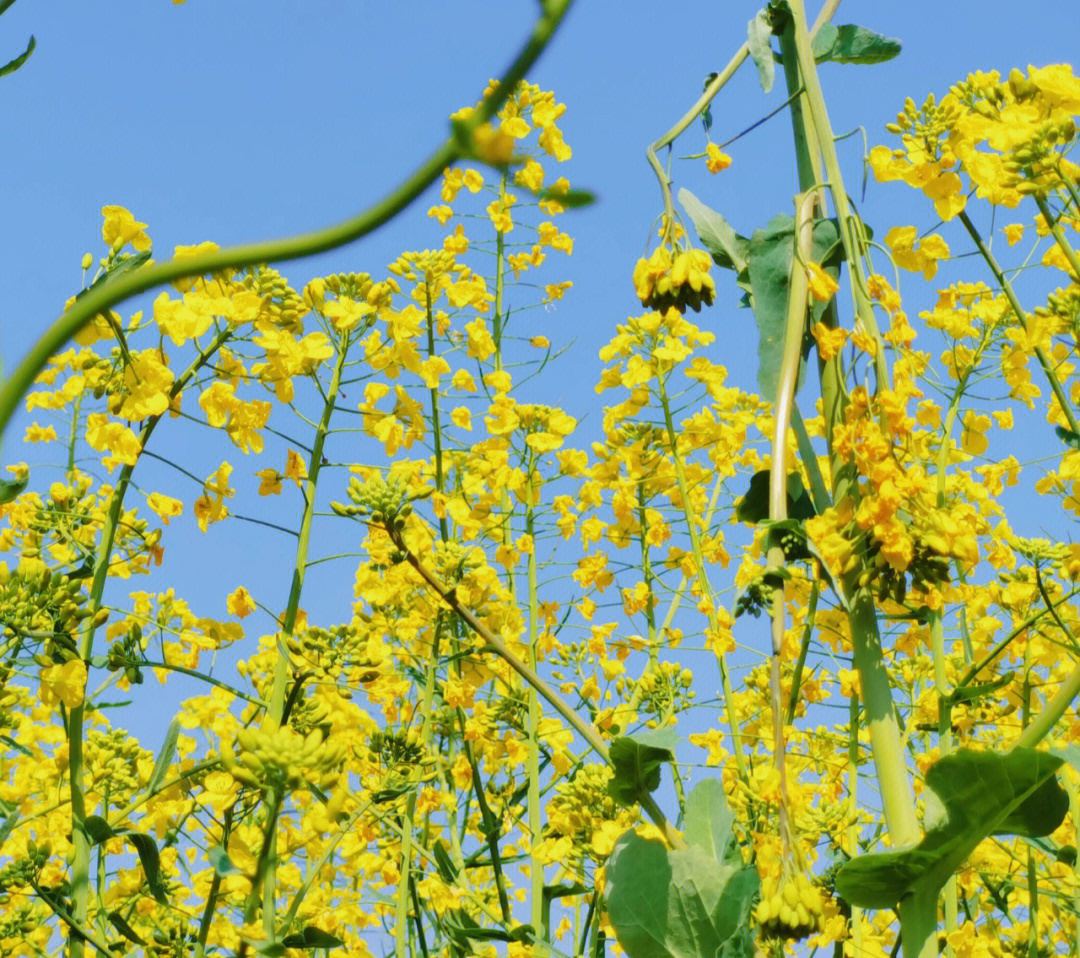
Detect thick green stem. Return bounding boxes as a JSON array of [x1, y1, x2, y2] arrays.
[[0, 0, 577, 442]]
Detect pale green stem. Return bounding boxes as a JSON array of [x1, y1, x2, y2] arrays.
[[66, 328, 231, 958], [526, 466, 545, 949], [0, 0, 577, 441], [931, 612, 957, 953], [957, 209, 1080, 438], [638, 481, 658, 668], [767, 191, 815, 855], [785, 5, 927, 953], [656, 369, 748, 784], [248, 329, 350, 938], [390, 527, 684, 850], [847, 694, 863, 958], [1036, 195, 1080, 283]]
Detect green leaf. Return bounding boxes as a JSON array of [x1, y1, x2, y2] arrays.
[[432, 839, 459, 883], [146, 718, 180, 795], [280, 928, 345, 950], [83, 815, 115, 845], [678, 188, 749, 274], [735, 470, 816, 524], [1055, 426, 1080, 449], [244, 940, 287, 957], [536, 187, 596, 208], [836, 748, 1068, 909], [744, 214, 842, 397], [124, 831, 168, 905], [207, 844, 242, 876], [700, 73, 718, 134], [0, 475, 27, 505], [73, 250, 152, 303], [107, 912, 146, 946], [1057, 844, 1077, 867], [605, 831, 758, 958], [747, 9, 775, 93], [947, 672, 1015, 705], [683, 779, 738, 864], [0, 33, 34, 79], [812, 24, 901, 65], [608, 729, 679, 806], [0, 808, 20, 845]]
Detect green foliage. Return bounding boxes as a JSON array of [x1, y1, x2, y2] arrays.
[[811, 23, 902, 65], [678, 189, 749, 273], [607, 729, 679, 806], [606, 782, 758, 958], [742, 214, 841, 396], [747, 9, 776, 93], [0, 475, 26, 505], [735, 469, 816, 524], [836, 748, 1069, 908]]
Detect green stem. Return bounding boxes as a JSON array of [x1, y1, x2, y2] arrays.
[[526, 466, 545, 949], [785, 579, 818, 724], [931, 612, 957, 954], [66, 328, 232, 958], [248, 329, 350, 938], [957, 209, 1080, 437], [1036, 195, 1080, 282], [0, 0, 577, 442], [656, 369, 748, 784]]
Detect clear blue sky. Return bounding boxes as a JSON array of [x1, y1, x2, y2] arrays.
[[1, 2, 1076, 735]]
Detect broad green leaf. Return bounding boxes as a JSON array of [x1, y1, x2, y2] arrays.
[[605, 831, 758, 958], [683, 779, 737, 864], [146, 718, 180, 795], [747, 9, 775, 93], [207, 845, 242, 876], [0, 34, 34, 79], [735, 470, 816, 524], [744, 214, 842, 397], [0, 475, 27, 504], [281, 928, 346, 950], [125, 831, 168, 905], [678, 188, 749, 273], [813, 24, 901, 65], [608, 729, 679, 806], [836, 748, 1068, 909]]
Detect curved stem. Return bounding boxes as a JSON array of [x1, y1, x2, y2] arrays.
[[0, 0, 577, 441]]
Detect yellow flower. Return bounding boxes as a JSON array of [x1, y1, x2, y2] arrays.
[[805, 261, 839, 302], [810, 322, 848, 360], [705, 143, 732, 174], [961, 410, 991, 455], [284, 450, 308, 486], [1004, 223, 1024, 246], [226, 586, 256, 619], [40, 659, 87, 709], [884, 226, 951, 280], [146, 492, 183, 525], [101, 205, 151, 252], [255, 469, 283, 496]]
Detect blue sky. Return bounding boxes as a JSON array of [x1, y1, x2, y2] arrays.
[[1, 1, 1078, 755]]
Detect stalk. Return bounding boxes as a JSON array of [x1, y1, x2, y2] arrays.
[[957, 210, 1080, 437], [783, 7, 928, 954], [525, 466, 545, 948], [0, 0, 578, 441], [656, 370, 748, 784], [766, 190, 815, 855], [245, 328, 351, 937], [66, 327, 232, 958]]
